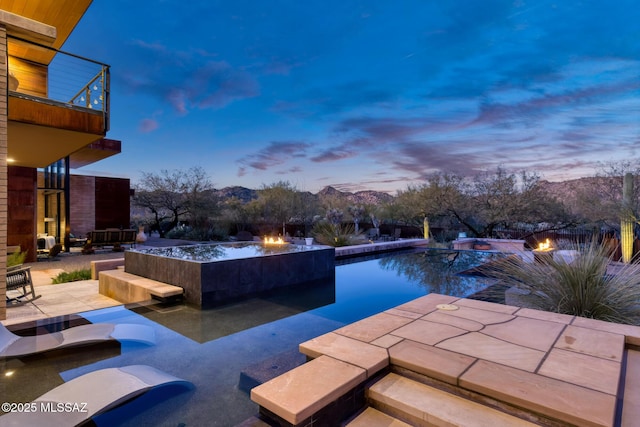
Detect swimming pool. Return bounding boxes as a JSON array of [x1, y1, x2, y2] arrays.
[[2, 248, 503, 426]]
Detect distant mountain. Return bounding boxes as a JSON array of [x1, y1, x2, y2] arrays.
[[317, 186, 394, 206], [213, 186, 257, 203], [213, 178, 632, 210], [213, 185, 393, 206]]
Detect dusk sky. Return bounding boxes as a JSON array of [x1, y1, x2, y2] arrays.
[[63, 0, 640, 193]]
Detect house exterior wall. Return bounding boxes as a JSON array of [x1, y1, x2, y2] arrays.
[[68, 175, 130, 235], [95, 177, 130, 230], [8, 166, 36, 262], [0, 26, 8, 320], [70, 174, 95, 235]]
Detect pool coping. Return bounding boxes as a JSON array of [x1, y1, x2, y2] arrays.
[[251, 293, 640, 426]]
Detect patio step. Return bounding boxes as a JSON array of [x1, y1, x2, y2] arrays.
[[98, 269, 183, 303], [345, 407, 412, 426], [366, 373, 538, 427]]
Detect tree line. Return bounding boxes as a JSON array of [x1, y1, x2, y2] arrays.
[[131, 164, 640, 242]]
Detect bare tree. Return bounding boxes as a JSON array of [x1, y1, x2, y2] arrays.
[[133, 167, 215, 237]]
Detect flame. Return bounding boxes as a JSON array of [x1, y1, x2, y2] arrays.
[[264, 236, 285, 245], [537, 238, 551, 251]]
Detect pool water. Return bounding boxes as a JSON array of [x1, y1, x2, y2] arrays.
[[2, 249, 503, 426], [129, 241, 316, 261]]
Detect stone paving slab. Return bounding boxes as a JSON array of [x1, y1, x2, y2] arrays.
[[390, 319, 467, 346], [481, 316, 565, 351], [570, 316, 640, 346], [346, 407, 412, 427], [460, 359, 617, 427], [369, 373, 540, 427], [538, 348, 620, 395], [251, 355, 366, 425], [437, 331, 545, 372], [333, 312, 414, 343], [389, 339, 475, 385], [299, 332, 388, 377], [555, 324, 625, 362], [255, 293, 635, 426]]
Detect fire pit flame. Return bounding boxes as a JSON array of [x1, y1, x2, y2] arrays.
[[264, 236, 286, 245], [537, 238, 552, 251]]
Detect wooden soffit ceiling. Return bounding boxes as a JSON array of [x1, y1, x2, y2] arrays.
[[0, 0, 92, 64]]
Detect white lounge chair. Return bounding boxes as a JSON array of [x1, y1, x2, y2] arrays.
[[0, 322, 155, 358], [0, 365, 192, 427]]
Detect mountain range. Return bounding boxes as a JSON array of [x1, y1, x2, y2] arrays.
[[213, 176, 638, 208], [212, 185, 395, 206]]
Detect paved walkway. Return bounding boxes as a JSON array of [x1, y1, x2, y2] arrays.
[[3, 235, 197, 326]]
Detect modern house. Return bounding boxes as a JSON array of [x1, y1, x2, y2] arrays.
[[1, 1, 126, 320]]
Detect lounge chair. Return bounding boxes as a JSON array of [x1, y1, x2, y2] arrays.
[[0, 365, 193, 427], [0, 322, 155, 358], [6, 266, 40, 306]]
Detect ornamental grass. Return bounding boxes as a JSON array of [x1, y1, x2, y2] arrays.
[[490, 240, 640, 325]]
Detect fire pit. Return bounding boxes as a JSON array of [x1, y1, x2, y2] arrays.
[[532, 239, 556, 264]]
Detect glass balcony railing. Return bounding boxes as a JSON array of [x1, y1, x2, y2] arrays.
[[7, 35, 110, 132]]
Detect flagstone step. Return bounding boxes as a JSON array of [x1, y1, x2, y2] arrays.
[[367, 373, 539, 427], [346, 407, 412, 426]]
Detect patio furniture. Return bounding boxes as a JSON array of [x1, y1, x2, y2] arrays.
[[0, 365, 193, 427], [5, 266, 40, 306], [87, 229, 137, 248], [0, 322, 155, 358]]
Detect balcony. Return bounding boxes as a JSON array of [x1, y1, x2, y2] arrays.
[[7, 35, 111, 169]]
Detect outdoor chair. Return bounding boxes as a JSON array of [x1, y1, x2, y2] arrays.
[[5, 266, 40, 306], [0, 365, 192, 427], [0, 322, 155, 358]]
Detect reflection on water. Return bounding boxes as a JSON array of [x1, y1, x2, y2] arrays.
[[130, 242, 315, 261], [130, 280, 336, 343], [378, 249, 505, 296]]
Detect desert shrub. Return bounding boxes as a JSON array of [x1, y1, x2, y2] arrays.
[[312, 221, 359, 247], [52, 269, 92, 284], [491, 240, 640, 325], [165, 225, 189, 239]]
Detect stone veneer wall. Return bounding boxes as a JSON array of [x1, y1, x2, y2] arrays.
[[0, 26, 8, 320]]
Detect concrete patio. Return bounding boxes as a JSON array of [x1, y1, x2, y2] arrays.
[[3, 269, 121, 326]]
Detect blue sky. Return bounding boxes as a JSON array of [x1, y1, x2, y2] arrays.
[[63, 0, 640, 193]]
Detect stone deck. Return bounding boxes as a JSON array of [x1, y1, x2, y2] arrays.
[[252, 293, 640, 426]]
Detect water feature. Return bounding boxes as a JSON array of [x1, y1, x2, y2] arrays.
[[125, 242, 335, 307], [2, 248, 503, 426]]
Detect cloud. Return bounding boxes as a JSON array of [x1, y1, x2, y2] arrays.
[[138, 118, 159, 133], [118, 42, 260, 114], [237, 141, 311, 174]]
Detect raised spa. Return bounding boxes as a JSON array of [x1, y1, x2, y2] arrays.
[[125, 242, 335, 308]]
